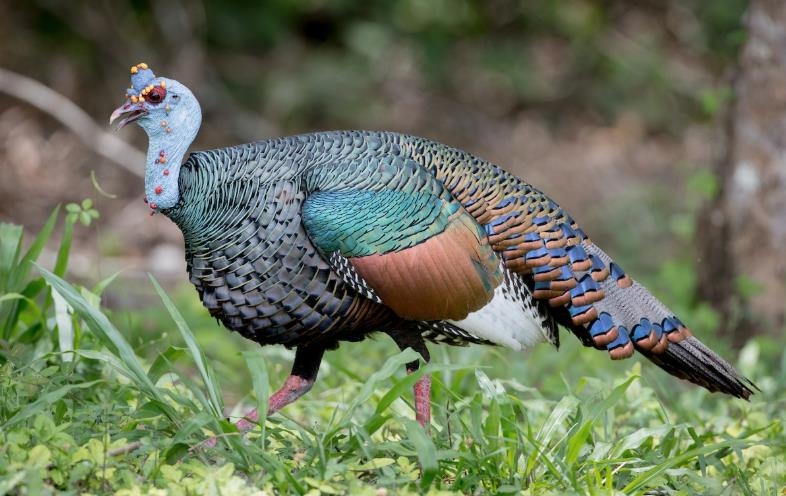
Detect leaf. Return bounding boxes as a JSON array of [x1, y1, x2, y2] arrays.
[[475, 369, 506, 400], [610, 425, 674, 458], [148, 346, 188, 383], [565, 375, 637, 465], [0, 472, 26, 494], [0, 223, 23, 280], [403, 419, 438, 489], [3, 380, 102, 429], [241, 349, 269, 439], [76, 349, 137, 379], [521, 426, 569, 485], [164, 443, 191, 465], [37, 266, 176, 420], [53, 217, 74, 277], [0, 223, 24, 338], [304, 477, 343, 495], [1, 209, 60, 337], [0, 292, 38, 307], [51, 286, 75, 362], [363, 365, 424, 436], [535, 395, 579, 444], [623, 438, 755, 493], [17, 207, 60, 287], [149, 274, 223, 418], [342, 348, 419, 421], [522, 394, 578, 480], [91, 270, 123, 296]]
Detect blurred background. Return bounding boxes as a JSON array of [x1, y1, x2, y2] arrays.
[[1, 0, 783, 362]]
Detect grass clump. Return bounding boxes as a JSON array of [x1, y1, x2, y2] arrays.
[[0, 210, 784, 494]]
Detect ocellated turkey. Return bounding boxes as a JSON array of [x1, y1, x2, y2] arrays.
[[110, 64, 755, 432]]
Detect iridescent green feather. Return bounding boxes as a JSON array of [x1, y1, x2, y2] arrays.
[[302, 189, 457, 257]]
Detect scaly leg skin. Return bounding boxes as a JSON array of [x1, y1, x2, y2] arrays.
[[411, 368, 432, 428], [389, 330, 432, 430], [234, 374, 317, 432], [202, 345, 325, 447]]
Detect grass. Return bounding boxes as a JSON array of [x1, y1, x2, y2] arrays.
[[1, 211, 785, 495]]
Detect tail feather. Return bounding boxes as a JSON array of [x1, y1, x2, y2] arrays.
[[426, 150, 757, 399], [502, 237, 757, 398], [552, 242, 757, 398], [638, 337, 756, 399]]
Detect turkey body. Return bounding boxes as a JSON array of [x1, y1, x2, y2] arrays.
[[161, 129, 753, 403], [165, 130, 556, 353], [110, 65, 754, 434]]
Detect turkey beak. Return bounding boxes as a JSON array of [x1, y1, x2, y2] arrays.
[[109, 102, 147, 129]]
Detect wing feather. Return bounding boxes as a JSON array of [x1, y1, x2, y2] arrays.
[[302, 157, 502, 321]]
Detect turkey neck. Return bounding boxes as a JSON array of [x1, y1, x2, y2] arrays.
[[142, 108, 200, 211]]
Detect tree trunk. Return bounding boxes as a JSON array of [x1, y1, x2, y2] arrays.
[[698, 0, 786, 345]]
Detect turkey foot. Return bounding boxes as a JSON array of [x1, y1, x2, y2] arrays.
[[234, 374, 316, 432], [200, 346, 324, 448]]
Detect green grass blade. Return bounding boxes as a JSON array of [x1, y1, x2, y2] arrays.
[[0, 222, 23, 288], [53, 217, 74, 277], [365, 366, 423, 434], [37, 265, 175, 419], [608, 425, 673, 459], [403, 419, 439, 489], [0, 223, 25, 338], [148, 346, 188, 383], [521, 426, 571, 486], [91, 270, 123, 296], [242, 349, 270, 439], [3, 380, 102, 429], [149, 274, 223, 418], [565, 375, 638, 465], [2, 208, 61, 340], [336, 348, 419, 425], [76, 349, 139, 379], [17, 207, 60, 285], [0, 292, 40, 312], [623, 438, 754, 493], [51, 286, 74, 362], [522, 394, 578, 480], [534, 395, 579, 446]]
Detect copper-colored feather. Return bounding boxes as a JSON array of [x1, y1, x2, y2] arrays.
[[351, 213, 501, 321]]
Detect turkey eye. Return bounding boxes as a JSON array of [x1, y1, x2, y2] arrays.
[[147, 86, 166, 104]]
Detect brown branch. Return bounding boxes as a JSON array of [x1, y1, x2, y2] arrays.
[[107, 441, 142, 456], [0, 67, 144, 177]]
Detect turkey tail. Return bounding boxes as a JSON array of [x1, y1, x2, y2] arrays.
[[408, 136, 756, 399], [638, 336, 756, 399], [573, 242, 757, 399]]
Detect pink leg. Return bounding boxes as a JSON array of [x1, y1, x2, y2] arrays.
[[235, 374, 315, 432], [388, 330, 432, 430], [200, 346, 324, 448], [413, 374, 432, 428]]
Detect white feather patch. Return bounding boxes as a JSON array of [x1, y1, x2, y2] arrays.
[[447, 279, 549, 351]]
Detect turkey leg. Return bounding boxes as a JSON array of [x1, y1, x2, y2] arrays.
[[234, 345, 325, 432], [389, 330, 432, 428]]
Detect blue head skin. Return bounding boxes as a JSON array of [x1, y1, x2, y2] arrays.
[[109, 63, 202, 210]]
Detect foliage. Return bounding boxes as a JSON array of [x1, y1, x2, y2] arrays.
[[3, 1, 748, 134], [3, 2, 780, 493], [1, 209, 784, 494]]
